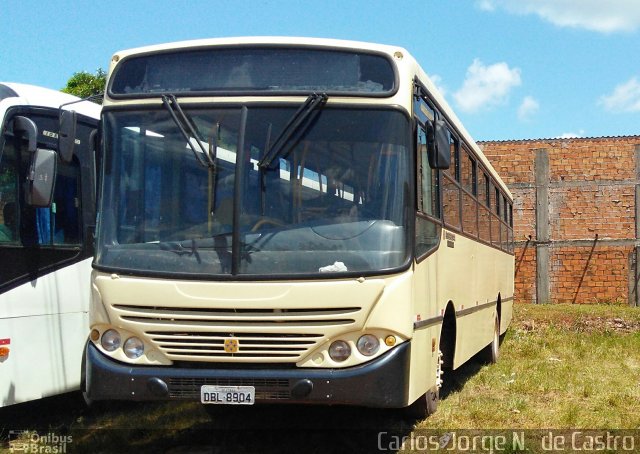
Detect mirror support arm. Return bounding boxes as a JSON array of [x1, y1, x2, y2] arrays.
[[13, 116, 38, 153]]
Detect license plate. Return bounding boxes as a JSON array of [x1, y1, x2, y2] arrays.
[[201, 385, 255, 405]]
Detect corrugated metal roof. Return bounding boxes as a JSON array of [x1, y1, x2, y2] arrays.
[[478, 135, 640, 144]]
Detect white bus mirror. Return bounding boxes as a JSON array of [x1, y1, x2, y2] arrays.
[[26, 148, 57, 207], [427, 119, 451, 170], [13, 116, 38, 153], [59, 110, 77, 163]]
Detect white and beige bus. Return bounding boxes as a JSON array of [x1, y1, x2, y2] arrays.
[[0, 83, 100, 407], [85, 37, 514, 417]]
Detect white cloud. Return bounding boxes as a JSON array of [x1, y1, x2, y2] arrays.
[[517, 96, 539, 121], [476, 0, 495, 11], [557, 129, 586, 139], [477, 0, 640, 33], [599, 77, 640, 113], [428, 74, 447, 97], [453, 59, 521, 113]]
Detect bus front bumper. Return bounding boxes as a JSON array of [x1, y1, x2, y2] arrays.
[[85, 341, 411, 408]]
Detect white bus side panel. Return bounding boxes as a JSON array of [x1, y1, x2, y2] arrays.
[[436, 231, 514, 369], [0, 258, 91, 407]]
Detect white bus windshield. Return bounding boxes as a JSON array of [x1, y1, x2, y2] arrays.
[[96, 106, 411, 278]]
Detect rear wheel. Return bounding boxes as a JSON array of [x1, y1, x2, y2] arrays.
[[480, 314, 500, 364], [404, 350, 443, 419]]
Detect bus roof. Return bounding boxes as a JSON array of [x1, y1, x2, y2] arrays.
[[0, 82, 101, 119], [108, 36, 404, 62]]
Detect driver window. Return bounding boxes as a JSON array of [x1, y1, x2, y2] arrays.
[[0, 115, 82, 247], [0, 137, 19, 244]]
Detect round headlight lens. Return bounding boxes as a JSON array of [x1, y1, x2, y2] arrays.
[[329, 340, 351, 362], [357, 334, 380, 356], [123, 337, 145, 359], [101, 329, 121, 352]]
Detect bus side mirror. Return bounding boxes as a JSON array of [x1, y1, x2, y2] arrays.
[[13, 116, 38, 152], [26, 149, 57, 207], [59, 110, 77, 163], [427, 119, 451, 170]]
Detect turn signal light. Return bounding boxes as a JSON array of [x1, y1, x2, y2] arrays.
[[0, 347, 9, 358]]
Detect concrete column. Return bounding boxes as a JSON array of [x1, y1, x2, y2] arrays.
[[629, 252, 637, 307], [535, 148, 550, 304], [632, 145, 640, 306]]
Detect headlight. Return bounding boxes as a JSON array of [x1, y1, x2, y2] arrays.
[[123, 337, 145, 359], [101, 329, 121, 352], [357, 334, 380, 356], [329, 340, 351, 362]]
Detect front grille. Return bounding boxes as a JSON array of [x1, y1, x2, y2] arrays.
[[112, 305, 361, 362], [168, 377, 290, 399], [148, 331, 322, 359]]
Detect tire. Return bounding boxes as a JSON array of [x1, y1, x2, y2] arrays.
[[404, 350, 442, 419], [480, 314, 500, 364]]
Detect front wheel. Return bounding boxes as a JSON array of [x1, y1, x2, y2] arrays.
[[404, 350, 443, 419]]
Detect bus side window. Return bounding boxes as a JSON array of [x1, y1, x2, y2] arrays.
[[509, 202, 514, 253], [484, 174, 491, 208], [0, 146, 18, 243], [22, 160, 82, 247], [451, 135, 460, 182], [478, 170, 491, 243], [441, 131, 461, 230], [50, 160, 82, 245], [416, 124, 440, 258], [503, 195, 508, 223], [490, 183, 501, 246], [461, 147, 476, 195], [418, 126, 438, 217], [1, 120, 82, 247]]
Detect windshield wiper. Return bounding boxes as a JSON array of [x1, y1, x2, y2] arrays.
[[162, 94, 216, 168], [258, 92, 328, 169]]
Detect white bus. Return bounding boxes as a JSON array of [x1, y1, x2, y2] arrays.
[[85, 38, 514, 417], [0, 83, 100, 407]]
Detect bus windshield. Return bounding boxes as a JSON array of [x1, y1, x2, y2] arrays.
[[96, 105, 411, 278], [108, 47, 396, 97]]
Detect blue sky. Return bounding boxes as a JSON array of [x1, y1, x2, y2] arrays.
[[2, 0, 640, 141]]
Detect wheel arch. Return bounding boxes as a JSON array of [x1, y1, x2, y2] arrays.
[[439, 301, 456, 369]]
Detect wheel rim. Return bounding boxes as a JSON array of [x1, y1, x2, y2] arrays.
[[436, 349, 443, 392]]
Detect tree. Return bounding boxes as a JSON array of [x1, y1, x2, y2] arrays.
[[62, 68, 106, 102]]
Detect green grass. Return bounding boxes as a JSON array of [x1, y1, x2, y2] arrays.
[[1, 303, 639, 453], [420, 303, 640, 430]]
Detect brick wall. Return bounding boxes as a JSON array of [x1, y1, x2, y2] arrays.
[[479, 136, 640, 305]]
